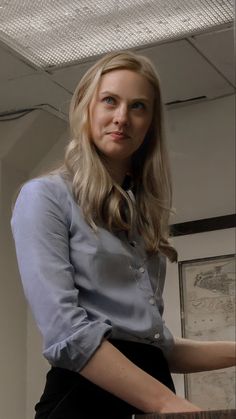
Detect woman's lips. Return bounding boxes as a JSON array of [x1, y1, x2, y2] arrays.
[[107, 131, 129, 141]]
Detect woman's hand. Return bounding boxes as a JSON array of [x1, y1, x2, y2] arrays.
[[158, 394, 202, 414]]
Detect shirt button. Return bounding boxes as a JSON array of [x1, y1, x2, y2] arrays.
[[154, 333, 160, 339], [149, 297, 155, 305], [139, 267, 145, 273]]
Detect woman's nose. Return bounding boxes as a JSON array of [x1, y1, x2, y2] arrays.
[[113, 105, 129, 126]]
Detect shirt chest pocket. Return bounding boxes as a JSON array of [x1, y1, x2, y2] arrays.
[[93, 251, 134, 289]]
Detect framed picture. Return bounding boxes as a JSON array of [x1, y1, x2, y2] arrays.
[[178, 254, 235, 410]]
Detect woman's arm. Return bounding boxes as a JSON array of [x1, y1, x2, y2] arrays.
[[11, 178, 112, 371], [168, 337, 236, 373], [80, 339, 202, 413]]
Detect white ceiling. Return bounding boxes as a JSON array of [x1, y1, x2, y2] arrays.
[[0, 25, 235, 121]]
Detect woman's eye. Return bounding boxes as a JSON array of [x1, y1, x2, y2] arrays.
[[132, 102, 145, 110], [103, 96, 115, 105]]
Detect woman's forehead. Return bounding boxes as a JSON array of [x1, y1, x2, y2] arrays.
[[96, 69, 154, 100]]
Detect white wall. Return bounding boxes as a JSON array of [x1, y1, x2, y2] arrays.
[[166, 94, 235, 223], [0, 162, 27, 419], [0, 110, 66, 419]]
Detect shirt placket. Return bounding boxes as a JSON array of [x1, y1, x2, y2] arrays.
[[128, 234, 164, 343]]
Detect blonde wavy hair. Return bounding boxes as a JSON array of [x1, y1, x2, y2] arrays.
[[61, 50, 177, 262]]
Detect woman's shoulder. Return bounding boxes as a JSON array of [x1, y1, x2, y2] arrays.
[[11, 173, 76, 232], [20, 172, 71, 198], [14, 172, 74, 215]]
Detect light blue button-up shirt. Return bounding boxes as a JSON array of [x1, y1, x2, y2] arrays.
[[11, 174, 174, 372]]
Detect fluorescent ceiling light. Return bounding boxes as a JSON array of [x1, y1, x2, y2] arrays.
[[0, 0, 234, 69]]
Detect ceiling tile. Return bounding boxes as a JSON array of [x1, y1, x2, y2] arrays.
[[0, 46, 35, 80], [141, 40, 234, 102], [0, 74, 71, 116], [190, 28, 235, 86]]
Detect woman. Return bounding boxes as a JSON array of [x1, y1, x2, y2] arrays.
[[11, 51, 235, 418]]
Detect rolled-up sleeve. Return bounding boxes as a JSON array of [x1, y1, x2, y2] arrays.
[[11, 178, 112, 372]]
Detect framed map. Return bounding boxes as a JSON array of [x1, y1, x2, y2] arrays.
[[179, 254, 235, 410]]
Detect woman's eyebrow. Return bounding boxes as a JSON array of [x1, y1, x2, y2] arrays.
[[100, 90, 119, 98]]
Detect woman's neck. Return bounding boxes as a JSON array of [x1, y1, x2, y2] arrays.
[[105, 159, 131, 186]]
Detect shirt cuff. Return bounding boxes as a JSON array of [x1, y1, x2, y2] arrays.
[[43, 320, 112, 372]]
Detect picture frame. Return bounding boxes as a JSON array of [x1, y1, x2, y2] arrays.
[[178, 254, 235, 410]]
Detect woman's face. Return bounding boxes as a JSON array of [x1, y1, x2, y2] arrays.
[[89, 69, 154, 168]]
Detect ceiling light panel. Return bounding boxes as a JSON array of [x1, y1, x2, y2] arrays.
[[0, 0, 233, 69]]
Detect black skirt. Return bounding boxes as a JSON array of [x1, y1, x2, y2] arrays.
[[35, 339, 175, 419]]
